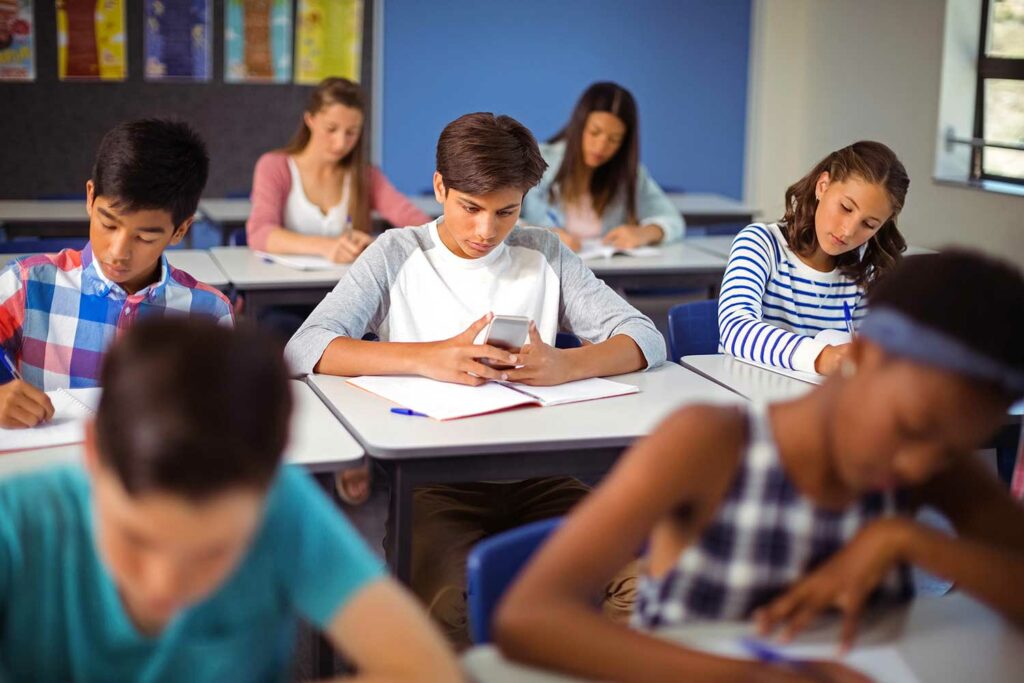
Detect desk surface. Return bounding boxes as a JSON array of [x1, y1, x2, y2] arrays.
[[209, 246, 349, 289], [462, 592, 1024, 683], [0, 381, 363, 478], [197, 193, 757, 225], [688, 235, 939, 259], [681, 354, 814, 402], [0, 249, 231, 289], [307, 363, 743, 460], [0, 200, 88, 222], [586, 241, 727, 275]]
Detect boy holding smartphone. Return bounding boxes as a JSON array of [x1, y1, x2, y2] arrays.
[[285, 112, 665, 646]]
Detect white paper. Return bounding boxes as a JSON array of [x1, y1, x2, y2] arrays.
[[578, 239, 661, 260], [255, 252, 347, 271], [0, 388, 98, 452], [505, 377, 639, 406], [348, 375, 535, 420], [700, 640, 919, 683], [348, 375, 639, 420]]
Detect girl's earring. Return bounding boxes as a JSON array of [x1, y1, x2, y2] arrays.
[[840, 359, 857, 378]]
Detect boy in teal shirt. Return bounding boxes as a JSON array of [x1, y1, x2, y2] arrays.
[[0, 318, 459, 682]]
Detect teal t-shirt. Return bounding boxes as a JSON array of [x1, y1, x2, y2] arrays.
[[0, 466, 385, 682]]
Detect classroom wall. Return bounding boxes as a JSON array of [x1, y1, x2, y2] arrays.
[[381, 0, 752, 199], [744, 0, 1024, 264]]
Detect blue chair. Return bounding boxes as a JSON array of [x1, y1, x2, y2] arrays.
[[555, 332, 582, 349], [466, 517, 562, 644], [0, 237, 87, 254], [667, 299, 719, 362], [228, 226, 248, 246]]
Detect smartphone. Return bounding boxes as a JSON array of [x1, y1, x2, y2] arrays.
[[480, 315, 530, 370]]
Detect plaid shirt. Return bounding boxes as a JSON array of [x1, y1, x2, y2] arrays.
[[0, 244, 233, 390], [632, 402, 913, 629]]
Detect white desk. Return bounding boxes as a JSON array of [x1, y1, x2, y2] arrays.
[[681, 354, 814, 402], [307, 363, 744, 580], [0, 249, 231, 291], [586, 241, 728, 294], [462, 592, 1024, 683], [688, 234, 939, 259], [0, 199, 88, 223], [0, 381, 363, 477], [209, 246, 348, 318]]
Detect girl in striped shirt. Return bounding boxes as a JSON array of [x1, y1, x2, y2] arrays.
[[719, 141, 908, 376]]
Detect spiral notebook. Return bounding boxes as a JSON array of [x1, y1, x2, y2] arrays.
[[0, 388, 100, 452]]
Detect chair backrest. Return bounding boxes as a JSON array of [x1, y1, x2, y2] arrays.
[[0, 237, 88, 255], [228, 226, 248, 246], [667, 299, 719, 362], [466, 517, 562, 644], [554, 332, 582, 349]]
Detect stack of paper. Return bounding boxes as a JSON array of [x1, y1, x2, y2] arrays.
[[348, 375, 640, 421]]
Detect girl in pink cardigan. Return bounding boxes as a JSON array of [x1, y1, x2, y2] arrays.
[[246, 77, 429, 262]]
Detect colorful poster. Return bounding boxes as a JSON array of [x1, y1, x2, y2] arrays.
[[0, 0, 34, 81], [145, 0, 211, 82], [56, 0, 126, 81], [224, 0, 291, 83], [296, 0, 362, 84]]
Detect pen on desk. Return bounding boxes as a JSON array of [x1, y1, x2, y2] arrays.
[[390, 407, 428, 417], [739, 637, 805, 670], [0, 349, 22, 381], [842, 301, 856, 337]]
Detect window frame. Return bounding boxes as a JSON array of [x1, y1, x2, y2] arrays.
[[973, 0, 1024, 185]]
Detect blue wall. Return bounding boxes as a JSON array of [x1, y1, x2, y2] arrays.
[[382, 0, 751, 199]]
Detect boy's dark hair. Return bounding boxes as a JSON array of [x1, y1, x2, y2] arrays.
[[436, 113, 547, 196], [868, 249, 1024, 374], [95, 317, 292, 501], [91, 119, 209, 228]]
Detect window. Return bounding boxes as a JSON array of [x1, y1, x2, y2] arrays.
[[973, 0, 1024, 184]]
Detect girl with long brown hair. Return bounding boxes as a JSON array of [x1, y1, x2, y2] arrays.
[[521, 82, 683, 252], [246, 77, 429, 262], [718, 141, 909, 376]]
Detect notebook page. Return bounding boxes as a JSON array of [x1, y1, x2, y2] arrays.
[[255, 252, 346, 272], [347, 375, 536, 420], [504, 377, 639, 406], [0, 388, 97, 452], [578, 239, 661, 260]]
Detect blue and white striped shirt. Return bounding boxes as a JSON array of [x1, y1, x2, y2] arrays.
[[717, 223, 865, 373]]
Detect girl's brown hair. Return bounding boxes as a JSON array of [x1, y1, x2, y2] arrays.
[[283, 77, 371, 233], [549, 82, 639, 221], [781, 140, 909, 286]]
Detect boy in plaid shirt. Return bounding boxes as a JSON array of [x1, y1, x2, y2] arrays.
[[0, 119, 232, 428]]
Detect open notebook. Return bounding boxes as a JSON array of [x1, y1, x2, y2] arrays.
[[255, 251, 347, 272], [733, 329, 853, 385], [348, 375, 639, 421], [0, 388, 100, 452], [577, 239, 661, 260]]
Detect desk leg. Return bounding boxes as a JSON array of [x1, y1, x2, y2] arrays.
[[385, 461, 415, 583]]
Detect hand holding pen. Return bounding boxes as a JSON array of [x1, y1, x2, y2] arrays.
[[0, 351, 54, 429]]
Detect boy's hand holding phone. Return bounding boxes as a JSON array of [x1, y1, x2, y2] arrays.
[[505, 322, 574, 386], [418, 313, 518, 386]]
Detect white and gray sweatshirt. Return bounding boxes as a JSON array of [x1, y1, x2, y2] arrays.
[[284, 219, 667, 374]]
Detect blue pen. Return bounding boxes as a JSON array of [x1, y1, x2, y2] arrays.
[[0, 349, 22, 381], [739, 637, 804, 669], [546, 209, 562, 228], [842, 302, 856, 337], [390, 407, 428, 417]]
